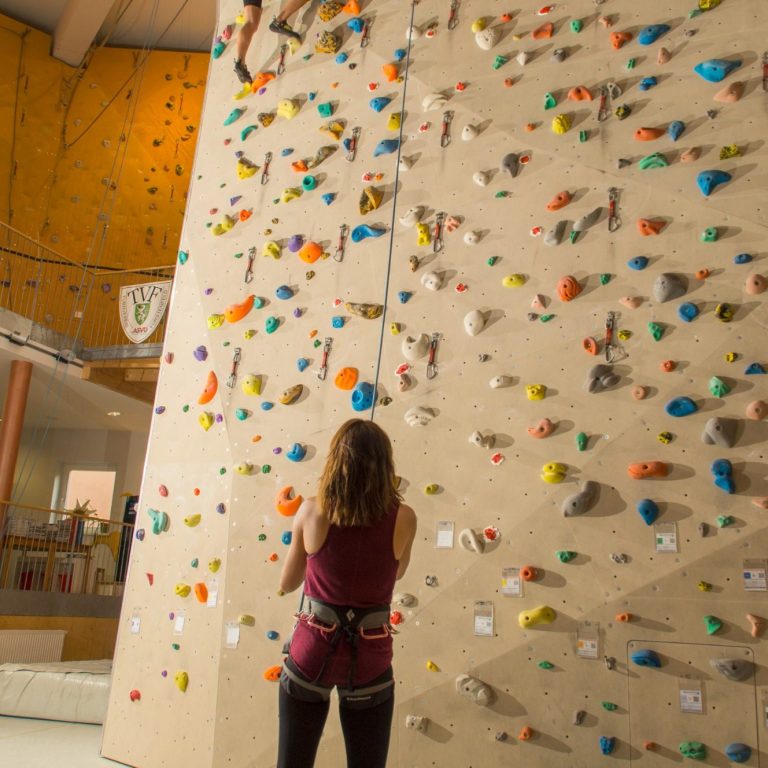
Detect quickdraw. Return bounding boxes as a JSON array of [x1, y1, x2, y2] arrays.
[[277, 44, 288, 76], [334, 224, 348, 262], [346, 126, 361, 162], [244, 246, 256, 283], [317, 337, 332, 381], [441, 110, 453, 148], [227, 347, 242, 388], [608, 187, 620, 231], [426, 333, 440, 380], [261, 152, 272, 185], [433, 212, 445, 253]]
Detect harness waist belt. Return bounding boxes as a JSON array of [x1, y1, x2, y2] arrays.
[[303, 597, 391, 630]]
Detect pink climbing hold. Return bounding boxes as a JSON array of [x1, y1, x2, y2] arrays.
[[528, 418, 555, 438]]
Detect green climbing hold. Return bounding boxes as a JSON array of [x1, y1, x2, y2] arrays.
[[235, 408, 248, 420], [701, 227, 718, 242], [626, 58, 636, 70], [639, 152, 669, 170], [233, 252, 243, 259], [544, 92, 557, 110], [537, 661, 554, 669], [556, 550, 576, 563], [492, 55, 508, 70], [703, 615, 722, 634], [182, 404, 190, 412], [575, 432, 588, 451], [601, 701, 618, 711], [313, 339, 322, 348], [716, 514, 734, 528], [261, 464, 271, 474], [578, 130, 588, 143], [540, 314, 554, 323], [679, 741, 707, 760], [709, 376, 730, 397], [648, 322, 664, 341], [599, 273, 611, 285], [258, 533, 267, 541], [241, 124, 258, 141], [494, 190, 510, 198], [224, 107, 245, 126], [317, 102, 333, 117], [171, 643, 180, 650], [570, 19, 582, 33], [219, 467, 226, 475], [190, 558, 199, 568], [487, 256, 498, 266]]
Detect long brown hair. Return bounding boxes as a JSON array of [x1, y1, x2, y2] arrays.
[[318, 419, 402, 527]]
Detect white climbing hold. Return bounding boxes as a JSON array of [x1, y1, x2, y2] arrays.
[[469, 430, 495, 449], [406, 25, 422, 41], [455, 674, 494, 706], [462, 124, 479, 141], [393, 592, 416, 607], [399, 206, 425, 227], [464, 230, 481, 245], [475, 27, 499, 51], [473, 170, 490, 187], [398, 156, 414, 172], [405, 714, 429, 732], [401, 334, 430, 360], [516, 51, 530, 66], [459, 528, 486, 553], [421, 270, 443, 291], [422, 92, 448, 112], [404, 406, 434, 427], [464, 309, 486, 336], [489, 375, 512, 389]]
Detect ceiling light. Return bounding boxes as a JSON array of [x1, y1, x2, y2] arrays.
[[107, 411, 121, 417]]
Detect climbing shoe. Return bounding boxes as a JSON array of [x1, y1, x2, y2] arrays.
[[268, 17, 302, 41], [233, 59, 252, 84]]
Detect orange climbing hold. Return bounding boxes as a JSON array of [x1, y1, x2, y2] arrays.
[[263, 665, 282, 682], [334, 367, 359, 390], [342, 0, 360, 13], [251, 71, 275, 90], [615, 612, 632, 622], [634, 127, 665, 141], [198, 371, 218, 405], [527, 418, 555, 439], [239, 209, 252, 221], [610, 31, 632, 49], [582, 337, 599, 356], [519, 726, 534, 741], [275, 486, 303, 517], [556, 275, 582, 301], [531, 22, 553, 39], [546, 190, 571, 211], [660, 360, 676, 372], [524, 122, 536, 131], [636, 218, 664, 236], [567, 86, 592, 101], [627, 461, 669, 479], [695, 268, 710, 280], [520, 565, 537, 581], [194, 583, 208, 603], [299, 241, 324, 264], [382, 63, 399, 82], [225, 294, 255, 323], [291, 159, 308, 172]]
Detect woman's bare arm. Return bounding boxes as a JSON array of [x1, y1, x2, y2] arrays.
[[393, 504, 417, 580], [278, 500, 310, 593]]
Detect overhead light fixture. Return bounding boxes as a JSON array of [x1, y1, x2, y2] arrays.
[[107, 411, 121, 417]]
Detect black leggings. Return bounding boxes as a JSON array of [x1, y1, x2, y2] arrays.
[[277, 666, 395, 768]]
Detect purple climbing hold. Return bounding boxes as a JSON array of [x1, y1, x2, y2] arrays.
[[288, 234, 304, 252], [193, 346, 208, 361]]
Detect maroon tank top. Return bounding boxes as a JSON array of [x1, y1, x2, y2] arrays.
[[288, 504, 399, 686]]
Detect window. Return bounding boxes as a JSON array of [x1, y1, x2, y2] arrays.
[[63, 469, 117, 519]]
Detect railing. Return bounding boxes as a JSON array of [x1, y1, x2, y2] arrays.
[[0, 501, 134, 597], [0, 221, 175, 355]]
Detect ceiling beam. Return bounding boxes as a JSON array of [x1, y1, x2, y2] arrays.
[[51, 0, 115, 67]]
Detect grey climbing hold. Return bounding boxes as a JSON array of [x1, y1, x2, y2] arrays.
[[710, 658, 753, 682], [544, 220, 567, 246], [393, 592, 416, 607], [701, 417, 738, 448], [572, 207, 602, 237], [469, 430, 495, 449], [585, 364, 620, 393], [456, 674, 494, 706], [572, 709, 586, 725], [473, 170, 490, 187], [653, 273, 687, 303], [405, 714, 429, 732], [562, 480, 598, 517], [500, 152, 520, 177], [401, 334, 430, 360]]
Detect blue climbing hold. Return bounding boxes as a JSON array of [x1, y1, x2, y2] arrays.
[[286, 443, 307, 462], [373, 138, 400, 157], [711, 458, 734, 494], [281, 530, 292, 545], [697, 170, 732, 197], [745, 362, 766, 374], [678, 302, 699, 322], [308, 91, 317, 101], [322, 193, 336, 205], [733, 252, 752, 265], [398, 291, 412, 303], [636, 499, 659, 526], [394, 48, 407, 61], [235, 408, 248, 421], [281, 147, 294, 156], [351, 382, 375, 412], [599, 736, 615, 756], [331, 316, 344, 329], [178, 250, 189, 265], [627, 256, 649, 271], [261, 401, 274, 411], [335, 52, 349, 64], [296, 358, 309, 372], [267, 630, 279, 640], [667, 120, 685, 141], [275, 285, 294, 300], [351, 224, 387, 242], [254, 297, 266, 309], [216, 503, 226, 515], [665, 396, 698, 417], [724, 743, 751, 763], [638, 24, 670, 45], [369, 96, 392, 113], [631, 649, 662, 667], [693, 58, 742, 83], [348, 17, 365, 33], [342, 137, 354, 153], [638, 76, 657, 91]]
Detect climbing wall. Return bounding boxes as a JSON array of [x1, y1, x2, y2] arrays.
[[103, 0, 768, 766]]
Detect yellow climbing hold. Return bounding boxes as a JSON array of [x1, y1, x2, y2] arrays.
[[320, 121, 345, 140], [281, 187, 302, 203], [416, 223, 431, 246], [618, 329, 632, 341], [387, 112, 402, 131], [426, 660, 440, 671], [207, 314, 225, 329], [239, 614, 256, 626], [526, 384, 546, 400], [390, 322, 400, 335], [243, 329, 256, 340], [359, 186, 383, 215], [174, 671, 189, 693], [242, 374, 261, 396], [287, 38, 301, 54], [235, 462, 254, 475], [175, 583, 191, 597], [279, 384, 304, 405], [424, 484, 439, 495], [471, 18, 487, 33], [263, 241, 281, 259], [552, 114, 572, 134], [237, 158, 259, 179], [198, 412, 214, 431], [208, 558, 221, 573], [211, 215, 235, 236], [183, 514, 201, 527], [502, 274, 526, 288], [518, 605, 556, 629], [541, 462, 567, 483], [277, 99, 299, 119]]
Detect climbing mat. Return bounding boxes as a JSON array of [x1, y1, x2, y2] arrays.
[[103, 0, 768, 766]]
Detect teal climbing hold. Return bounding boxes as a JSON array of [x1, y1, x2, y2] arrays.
[[639, 152, 669, 170], [224, 108, 245, 126], [240, 125, 258, 141]]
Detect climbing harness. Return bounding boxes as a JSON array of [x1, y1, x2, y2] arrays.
[[433, 211, 445, 253], [226, 347, 242, 388], [317, 337, 332, 380], [346, 126, 361, 162], [448, 0, 460, 30], [244, 246, 256, 283], [261, 152, 272, 185], [608, 187, 620, 231], [426, 333, 440, 380], [441, 110, 453, 147], [334, 223, 348, 262]]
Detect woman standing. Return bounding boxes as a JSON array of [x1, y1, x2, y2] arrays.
[[277, 419, 417, 768]]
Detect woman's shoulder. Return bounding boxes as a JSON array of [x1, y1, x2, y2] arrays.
[[396, 503, 416, 527]]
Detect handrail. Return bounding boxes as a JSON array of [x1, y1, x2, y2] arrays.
[[0, 221, 84, 271], [0, 500, 134, 530]]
